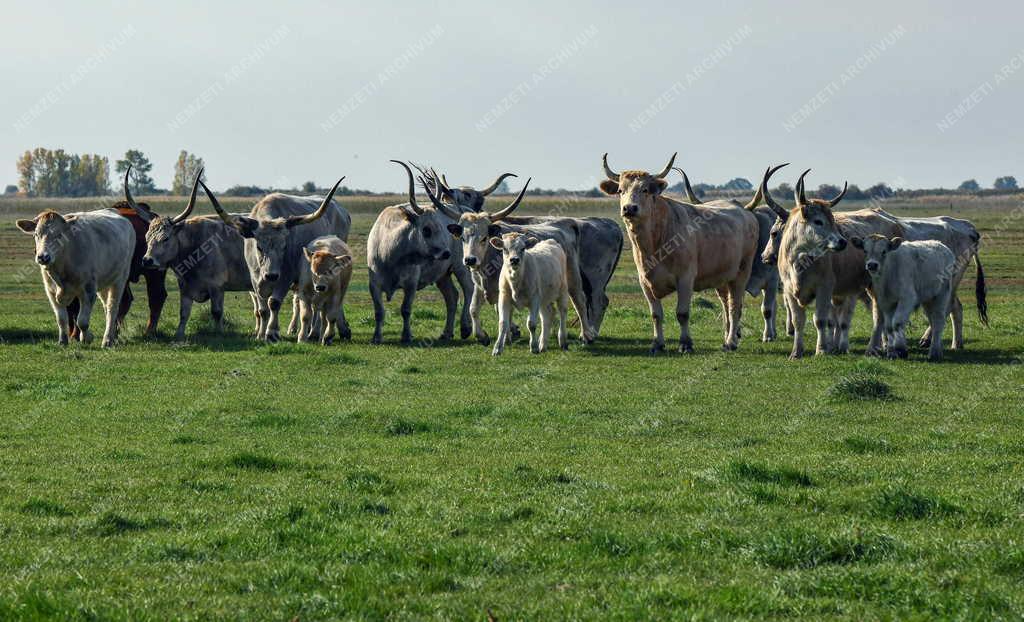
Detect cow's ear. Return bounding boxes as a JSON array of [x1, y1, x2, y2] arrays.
[[303, 247, 314, 261], [488, 237, 504, 250], [800, 204, 811, 220], [15, 219, 36, 233], [888, 237, 903, 250], [599, 180, 620, 195], [447, 223, 463, 238], [850, 237, 864, 250], [651, 179, 668, 195], [487, 224, 502, 237], [400, 206, 419, 222], [335, 254, 351, 265], [236, 217, 258, 238], [524, 236, 540, 248]]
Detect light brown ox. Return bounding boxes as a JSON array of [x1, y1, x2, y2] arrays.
[[600, 153, 760, 353], [764, 169, 903, 358]]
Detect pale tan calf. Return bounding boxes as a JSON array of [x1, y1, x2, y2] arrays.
[[298, 236, 353, 345]]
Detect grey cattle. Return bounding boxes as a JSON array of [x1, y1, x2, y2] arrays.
[[141, 171, 254, 340], [16, 209, 134, 347], [675, 164, 791, 342], [424, 168, 623, 340], [873, 210, 987, 349], [853, 236, 957, 361], [366, 161, 474, 344], [201, 178, 351, 343]]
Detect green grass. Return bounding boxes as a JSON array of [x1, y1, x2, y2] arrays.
[[0, 195, 1022, 619]]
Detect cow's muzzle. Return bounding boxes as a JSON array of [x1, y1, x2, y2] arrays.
[[866, 261, 880, 273], [35, 253, 51, 266], [621, 204, 640, 218], [464, 255, 477, 267], [761, 252, 777, 265], [314, 284, 327, 292], [142, 256, 159, 269], [509, 257, 521, 266], [827, 237, 847, 252], [264, 272, 279, 282]]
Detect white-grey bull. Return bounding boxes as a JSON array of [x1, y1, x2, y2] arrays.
[[423, 168, 624, 338], [139, 169, 255, 340], [675, 164, 792, 342], [366, 161, 475, 344], [763, 170, 904, 358], [16, 208, 134, 347], [200, 177, 351, 343], [600, 153, 761, 353]]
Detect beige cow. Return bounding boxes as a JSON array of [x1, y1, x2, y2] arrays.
[[298, 236, 353, 345]]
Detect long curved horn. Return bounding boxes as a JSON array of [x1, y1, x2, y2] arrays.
[[198, 179, 233, 224], [827, 181, 849, 208], [171, 168, 204, 224], [441, 173, 451, 189], [287, 176, 345, 227], [602, 153, 620, 181], [390, 160, 423, 215], [480, 172, 517, 196], [487, 178, 532, 221], [419, 175, 462, 220], [429, 168, 453, 199], [795, 168, 811, 205], [654, 152, 678, 179], [122, 165, 153, 222], [744, 162, 790, 210], [672, 167, 702, 204], [760, 163, 791, 219]]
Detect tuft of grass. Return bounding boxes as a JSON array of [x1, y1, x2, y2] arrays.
[[345, 470, 396, 495], [870, 486, 961, 521], [828, 373, 894, 401], [727, 460, 814, 488], [385, 417, 431, 436], [225, 452, 288, 472], [170, 435, 203, 445], [752, 527, 900, 569], [20, 499, 73, 517], [842, 436, 896, 454], [249, 413, 295, 429], [91, 512, 172, 536]]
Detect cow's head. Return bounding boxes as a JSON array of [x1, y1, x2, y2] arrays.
[[415, 164, 518, 213], [599, 153, 676, 221], [791, 169, 850, 252], [489, 232, 539, 274], [390, 160, 460, 263], [303, 248, 352, 292], [201, 176, 344, 288], [852, 234, 902, 275], [140, 169, 203, 270], [437, 178, 531, 270], [16, 210, 78, 267]]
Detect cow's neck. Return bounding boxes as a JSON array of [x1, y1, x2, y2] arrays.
[[626, 199, 671, 254]]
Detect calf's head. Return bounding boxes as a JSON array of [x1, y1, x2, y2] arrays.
[[489, 232, 540, 274], [303, 249, 351, 292], [435, 178, 531, 270], [852, 234, 902, 275], [16, 211, 78, 267], [599, 153, 676, 221]]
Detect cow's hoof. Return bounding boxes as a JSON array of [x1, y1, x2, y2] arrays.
[[510, 326, 522, 339], [722, 343, 738, 352], [101, 339, 115, 348], [918, 337, 932, 349], [789, 352, 803, 360], [864, 348, 883, 358], [371, 335, 383, 345], [340, 326, 352, 340], [400, 335, 413, 345], [58, 336, 68, 346], [561, 343, 569, 351], [650, 343, 665, 355], [266, 333, 280, 344], [460, 325, 472, 340], [477, 334, 491, 346], [491, 348, 503, 356], [322, 337, 334, 346], [437, 332, 453, 343]]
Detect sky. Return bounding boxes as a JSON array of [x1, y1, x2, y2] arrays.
[[3, 0, 1023, 192]]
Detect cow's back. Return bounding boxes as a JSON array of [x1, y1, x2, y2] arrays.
[[66, 210, 135, 287]]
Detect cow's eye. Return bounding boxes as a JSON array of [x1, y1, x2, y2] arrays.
[[423, 227, 433, 238], [814, 220, 824, 226]]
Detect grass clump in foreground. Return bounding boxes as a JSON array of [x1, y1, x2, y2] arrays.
[[828, 372, 894, 401]]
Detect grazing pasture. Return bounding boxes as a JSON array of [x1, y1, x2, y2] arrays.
[[0, 194, 1022, 620]]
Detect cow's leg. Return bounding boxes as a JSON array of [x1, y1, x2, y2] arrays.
[[144, 271, 167, 337], [286, 293, 299, 336], [724, 280, 745, 351], [116, 284, 134, 329], [865, 292, 885, 356], [210, 289, 226, 334], [66, 297, 80, 340], [101, 282, 124, 348], [888, 302, 914, 359], [641, 280, 665, 354], [715, 286, 730, 345], [788, 293, 806, 359], [762, 284, 778, 342], [265, 282, 291, 343], [77, 281, 98, 344], [45, 285, 70, 346], [786, 297, 795, 337], [469, 282, 490, 345], [399, 282, 417, 344], [322, 296, 340, 345], [565, 261, 594, 344], [812, 286, 834, 355], [675, 283, 694, 354], [249, 293, 261, 338], [492, 293, 512, 356], [453, 267, 473, 340], [949, 295, 964, 350], [557, 291, 569, 351], [255, 296, 271, 341], [538, 303, 554, 353], [297, 297, 314, 343], [336, 280, 351, 340], [924, 299, 947, 361], [833, 297, 856, 355], [436, 274, 458, 341], [175, 295, 193, 341], [528, 302, 541, 354], [369, 275, 385, 345]]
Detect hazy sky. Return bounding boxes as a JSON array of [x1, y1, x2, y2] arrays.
[[4, 1, 1023, 192]]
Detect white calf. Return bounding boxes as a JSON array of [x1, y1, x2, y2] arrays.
[[489, 233, 569, 355], [298, 236, 353, 345]]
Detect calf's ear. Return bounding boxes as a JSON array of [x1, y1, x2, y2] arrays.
[[15, 219, 37, 233], [335, 254, 351, 265], [303, 247, 314, 261], [888, 237, 903, 250], [488, 237, 504, 250], [850, 237, 864, 250], [599, 180, 620, 195], [236, 216, 258, 238], [446, 223, 463, 238], [524, 236, 540, 248], [487, 224, 502, 237]]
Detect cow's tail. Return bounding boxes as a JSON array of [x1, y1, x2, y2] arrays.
[[974, 252, 989, 327]]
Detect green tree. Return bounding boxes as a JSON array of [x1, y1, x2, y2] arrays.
[[4, 185, 17, 195], [115, 149, 156, 194], [866, 183, 894, 199], [958, 179, 980, 192], [171, 150, 206, 195], [722, 177, 753, 191], [301, 181, 317, 193], [16, 150, 35, 195], [993, 176, 1018, 191]]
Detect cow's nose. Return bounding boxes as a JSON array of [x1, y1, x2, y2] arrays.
[[621, 205, 639, 218], [866, 261, 879, 272], [142, 256, 156, 268], [833, 238, 848, 251], [464, 256, 477, 267], [509, 257, 520, 266], [265, 272, 279, 282], [314, 285, 326, 292], [36, 253, 50, 265], [438, 250, 451, 260]]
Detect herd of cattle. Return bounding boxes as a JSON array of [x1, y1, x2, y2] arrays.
[[14, 155, 988, 360]]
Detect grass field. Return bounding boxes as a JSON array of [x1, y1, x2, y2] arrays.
[[1, 193, 1022, 620]]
